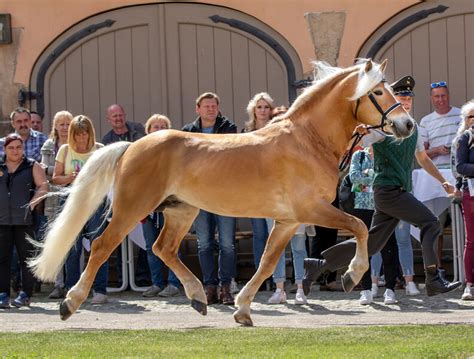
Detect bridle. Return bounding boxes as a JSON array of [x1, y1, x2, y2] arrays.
[[339, 85, 402, 171]]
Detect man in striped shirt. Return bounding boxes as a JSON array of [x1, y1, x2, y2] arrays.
[[419, 82, 461, 169], [419, 82, 461, 273]]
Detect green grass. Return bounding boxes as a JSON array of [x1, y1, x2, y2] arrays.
[[1, 325, 473, 358]]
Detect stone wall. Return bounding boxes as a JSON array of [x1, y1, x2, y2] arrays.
[[0, 28, 23, 136]]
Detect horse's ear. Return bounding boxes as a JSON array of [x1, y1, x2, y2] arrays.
[[364, 59, 373, 73], [379, 59, 388, 73]]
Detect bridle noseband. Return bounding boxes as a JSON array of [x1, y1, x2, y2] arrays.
[[339, 87, 402, 171]]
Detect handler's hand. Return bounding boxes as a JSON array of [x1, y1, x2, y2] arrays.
[[354, 124, 370, 136], [442, 182, 455, 195]]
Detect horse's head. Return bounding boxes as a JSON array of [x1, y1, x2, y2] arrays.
[[350, 59, 415, 139]]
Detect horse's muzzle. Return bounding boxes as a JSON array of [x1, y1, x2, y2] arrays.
[[389, 116, 415, 139]]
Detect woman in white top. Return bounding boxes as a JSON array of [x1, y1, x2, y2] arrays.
[[52, 115, 108, 304]]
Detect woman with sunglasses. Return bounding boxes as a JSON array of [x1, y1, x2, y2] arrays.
[[454, 100, 474, 300]]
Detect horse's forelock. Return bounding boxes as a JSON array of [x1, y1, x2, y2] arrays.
[[349, 60, 385, 100], [312, 61, 344, 82]]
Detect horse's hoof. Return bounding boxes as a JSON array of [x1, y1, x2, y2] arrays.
[[341, 272, 356, 293], [191, 299, 207, 316], [233, 310, 253, 327], [59, 300, 73, 321]]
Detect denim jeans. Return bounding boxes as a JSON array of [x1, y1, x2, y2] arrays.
[[65, 202, 109, 294], [272, 234, 307, 284], [394, 220, 415, 276], [194, 210, 236, 286], [370, 252, 382, 277], [142, 213, 180, 288], [251, 218, 268, 269]]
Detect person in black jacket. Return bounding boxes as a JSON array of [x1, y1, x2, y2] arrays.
[[0, 134, 47, 308], [182, 92, 237, 305]]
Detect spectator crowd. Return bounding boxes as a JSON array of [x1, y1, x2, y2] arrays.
[[1, 75, 473, 310]]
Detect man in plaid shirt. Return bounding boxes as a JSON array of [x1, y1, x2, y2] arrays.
[[0, 107, 47, 162]]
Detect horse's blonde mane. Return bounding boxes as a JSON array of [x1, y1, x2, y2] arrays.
[[276, 59, 385, 121]]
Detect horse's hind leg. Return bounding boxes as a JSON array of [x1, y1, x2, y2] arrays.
[[153, 204, 206, 314], [59, 215, 137, 320], [234, 221, 299, 326]]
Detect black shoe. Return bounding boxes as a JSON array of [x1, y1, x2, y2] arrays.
[[425, 268, 462, 297], [302, 258, 326, 296]]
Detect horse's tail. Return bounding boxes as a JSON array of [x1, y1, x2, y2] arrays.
[[28, 141, 131, 282]]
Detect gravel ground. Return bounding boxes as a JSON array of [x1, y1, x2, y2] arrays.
[[1, 284, 473, 332]]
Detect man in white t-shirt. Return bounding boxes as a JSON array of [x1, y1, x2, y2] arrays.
[[419, 82, 461, 169], [419, 82, 461, 273]]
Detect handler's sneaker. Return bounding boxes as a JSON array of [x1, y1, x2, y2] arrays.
[[91, 292, 108, 304], [0, 292, 10, 308], [11, 291, 30, 308], [359, 290, 373, 305], [267, 289, 287, 304], [294, 289, 308, 305], [383, 289, 398, 305], [405, 281, 420, 296], [461, 286, 473, 300], [158, 284, 180, 297]]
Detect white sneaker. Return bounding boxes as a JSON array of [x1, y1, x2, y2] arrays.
[[461, 286, 473, 300], [405, 281, 420, 296], [295, 289, 307, 305], [383, 289, 398, 305], [230, 278, 240, 294], [267, 289, 287, 304], [371, 283, 379, 298], [91, 292, 108, 304], [359, 290, 373, 305]]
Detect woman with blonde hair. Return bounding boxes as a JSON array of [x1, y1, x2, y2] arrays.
[[41, 110, 73, 299], [243, 92, 274, 133], [454, 99, 474, 300], [52, 115, 109, 304], [141, 114, 182, 298], [145, 114, 171, 134], [242, 93, 274, 275]]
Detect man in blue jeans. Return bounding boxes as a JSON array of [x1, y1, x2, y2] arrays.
[[182, 92, 237, 305]]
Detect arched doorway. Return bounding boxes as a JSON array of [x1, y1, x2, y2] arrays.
[[29, 3, 302, 137], [359, 1, 473, 120]]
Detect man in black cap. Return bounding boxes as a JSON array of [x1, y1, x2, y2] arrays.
[[303, 76, 462, 298], [392, 75, 415, 112]]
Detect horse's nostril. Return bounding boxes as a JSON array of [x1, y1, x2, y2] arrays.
[[406, 120, 414, 131]]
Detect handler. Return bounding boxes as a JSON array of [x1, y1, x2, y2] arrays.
[[303, 76, 462, 297]]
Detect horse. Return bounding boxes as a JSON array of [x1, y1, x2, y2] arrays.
[[29, 59, 414, 326]]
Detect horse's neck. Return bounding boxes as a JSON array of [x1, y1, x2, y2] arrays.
[[295, 98, 355, 162]]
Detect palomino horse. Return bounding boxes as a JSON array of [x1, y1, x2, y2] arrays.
[[30, 59, 414, 326]]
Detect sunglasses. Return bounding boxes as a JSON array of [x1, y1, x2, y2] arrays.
[[430, 81, 447, 89]]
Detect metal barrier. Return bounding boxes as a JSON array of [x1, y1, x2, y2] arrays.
[[451, 201, 465, 283], [107, 237, 149, 293]]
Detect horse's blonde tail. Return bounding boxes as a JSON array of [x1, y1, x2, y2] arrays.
[[28, 141, 131, 282]]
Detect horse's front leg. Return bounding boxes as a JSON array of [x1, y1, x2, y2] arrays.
[[302, 200, 369, 293], [234, 221, 299, 326]]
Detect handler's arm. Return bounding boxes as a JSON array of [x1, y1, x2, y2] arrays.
[[415, 150, 454, 194]]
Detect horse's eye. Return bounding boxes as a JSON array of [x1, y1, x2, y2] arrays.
[[373, 90, 383, 96]]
